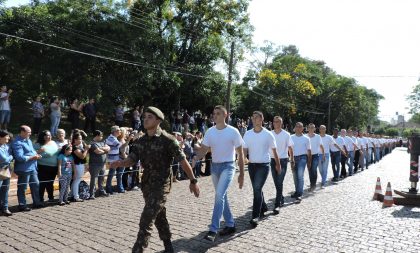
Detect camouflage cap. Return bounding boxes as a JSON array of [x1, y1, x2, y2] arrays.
[[145, 106, 164, 121]]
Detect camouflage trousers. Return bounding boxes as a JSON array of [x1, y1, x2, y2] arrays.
[[132, 188, 170, 253]]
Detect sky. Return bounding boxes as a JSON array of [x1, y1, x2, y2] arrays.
[[4, 0, 419, 122], [248, 0, 419, 122]]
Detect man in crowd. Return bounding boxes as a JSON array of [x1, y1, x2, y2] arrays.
[[194, 105, 245, 242], [243, 111, 280, 227], [12, 125, 43, 211], [270, 116, 293, 213], [306, 123, 325, 191], [110, 106, 199, 253], [290, 122, 311, 203], [84, 98, 97, 134], [330, 128, 346, 181]]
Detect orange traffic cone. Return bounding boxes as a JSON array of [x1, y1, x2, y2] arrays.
[[382, 182, 394, 208], [373, 177, 382, 200]]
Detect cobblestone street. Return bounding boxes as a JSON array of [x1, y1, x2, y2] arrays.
[[1, 147, 419, 253]]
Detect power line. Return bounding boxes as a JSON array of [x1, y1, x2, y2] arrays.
[[0, 31, 210, 79]]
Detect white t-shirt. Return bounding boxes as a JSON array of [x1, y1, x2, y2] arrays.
[[270, 129, 293, 159], [291, 134, 311, 156], [350, 136, 358, 149], [321, 134, 336, 153], [331, 136, 344, 152], [243, 128, 276, 163], [367, 138, 374, 148], [343, 136, 355, 151], [306, 133, 323, 155], [0, 92, 10, 111], [202, 125, 243, 163], [359, 137, 368, 149]]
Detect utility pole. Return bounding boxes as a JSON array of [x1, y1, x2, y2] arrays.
[[327, 100, 331, 133], [225, 41, 235, 124]]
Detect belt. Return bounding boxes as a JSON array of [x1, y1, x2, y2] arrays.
[[294, 154, 307, 158], [249, 162, 270, 165], [212, 161, 234, 164]]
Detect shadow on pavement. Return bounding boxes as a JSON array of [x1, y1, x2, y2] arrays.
[[170, 210, 255, 253], [391, 206, 420, 219]]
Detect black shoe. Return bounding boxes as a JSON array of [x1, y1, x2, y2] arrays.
[[249, 218, 259, 228], [163, 239, 174, 253], [294, 197, 302, 204], [18, 206, 31, 212], [273, 207, 280, 215], [2, 209, 12, 216], [33, 203, 45, 209], [204, 231, 217, 242], [291, 193, 297, 198], [219, 226, 236, 236], [59, 202, 66, 206], [65, 201, 71, 205], [132, 241, 144, 253], [99, 192, 110, 197]]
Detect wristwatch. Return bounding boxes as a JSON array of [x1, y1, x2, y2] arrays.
[[190, 178, 198, 184]]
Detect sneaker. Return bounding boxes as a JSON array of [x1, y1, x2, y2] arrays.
[[118, 190, 126, 194], [294, 197, 302, 204], [65, 201, 71, 205], [59, 202, 66, 206], [273, 207, 280, 215], [99, 192, 110, 197], [88, 196, 95, 200], [131, 186, 140, 191], [218, 226, 236, 236], [249, 218, 259, 228], [74, 198, 84, 202], [203, 231, 217, 242]]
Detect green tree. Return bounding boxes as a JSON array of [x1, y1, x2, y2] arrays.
[[407, 83, 420, 114]]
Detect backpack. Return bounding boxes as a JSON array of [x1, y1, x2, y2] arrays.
[[78, 180, 90, 200]]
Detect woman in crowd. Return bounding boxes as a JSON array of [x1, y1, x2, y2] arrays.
[[71, 132, 90, 202], [55, 129, 69, 149], [0, 130, 13, 216], [34, 130, 59, 203], [68, 98, 84, 130], [192, 131, 203, 178], [50, 97, 61, 137], [32, 96, 44, 136], [105, 126, 122, 194]]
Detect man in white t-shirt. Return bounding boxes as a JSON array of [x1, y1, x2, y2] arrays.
[[243, 111, 280, 227], [306, 123, 325, 191], [340, 129, 357, 177], [290, 122, 311, 203], [319, 125, 343, 187], [194, 105, 245, 242], [0, 85, 12, 130], [270, 116, 293, 213], [331, 128, 346, 181]]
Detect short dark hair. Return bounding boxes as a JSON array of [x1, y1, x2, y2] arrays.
[[93, 130, 103, 137], [0, 129, 10, 138], [252, 111, 264, 118]]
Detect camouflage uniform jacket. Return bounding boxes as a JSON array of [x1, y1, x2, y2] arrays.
[[128, 128, 185, 193]]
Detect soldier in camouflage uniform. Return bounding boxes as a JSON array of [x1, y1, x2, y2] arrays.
[[110, 106, 200, 253]]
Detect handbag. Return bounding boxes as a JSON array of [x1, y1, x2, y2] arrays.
[[0, 165, 11, 180]]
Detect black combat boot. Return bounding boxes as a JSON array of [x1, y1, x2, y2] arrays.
[[163, 239, 174, 253]]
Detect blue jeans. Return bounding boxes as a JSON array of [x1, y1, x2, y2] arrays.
[[292, 155, 307, 197], [0, 177, 10, 210], [366, 148, 372, 167], [318, 153, 330, 186], [270, 158, 288, 206], [15, 171, 41, 206], [330, 151, 341, 179], [50, 115, 61, 136], [309, 154, 320, 187], [0, 110, 11, 124], [375, 147, 380, 162], [209, 162, 235, 232], [346, 151, 354, 175], [248, 163, 269, 219], [106, 167, 125, 193]]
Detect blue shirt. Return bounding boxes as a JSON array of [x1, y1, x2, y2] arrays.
[[12, 135, 37, 173], [58, 154, 73, 175], [0, 143, 13, 168]]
